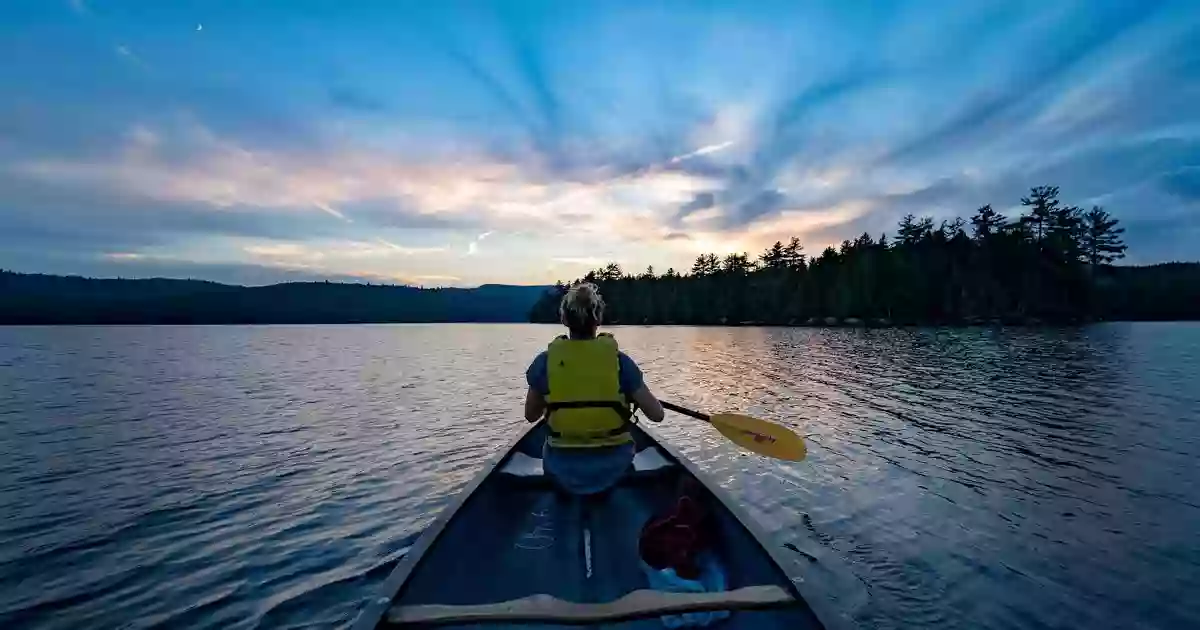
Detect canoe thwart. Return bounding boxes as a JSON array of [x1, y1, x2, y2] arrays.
[[386, 585, 796, 626], [499, 447, 675, 479]]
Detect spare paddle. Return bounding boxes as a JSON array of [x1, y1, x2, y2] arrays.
[[660, 401, 807, 462]]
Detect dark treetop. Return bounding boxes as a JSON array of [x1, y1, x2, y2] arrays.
[[530, 186, 1200, 326]]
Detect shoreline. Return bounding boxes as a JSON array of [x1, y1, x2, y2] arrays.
[[3, 317, 1199, 327]]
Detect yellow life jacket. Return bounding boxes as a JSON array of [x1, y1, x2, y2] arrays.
[[545, 333, 633, 448]]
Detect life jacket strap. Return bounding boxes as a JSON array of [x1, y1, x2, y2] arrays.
[[546, 401, 633, 439], [546, 400, 633, 421]]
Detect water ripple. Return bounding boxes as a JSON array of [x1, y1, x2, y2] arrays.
[[1, 323, 1198, 629]]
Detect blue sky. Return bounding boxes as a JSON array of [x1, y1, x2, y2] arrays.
[[1, 1, 1198, 286]]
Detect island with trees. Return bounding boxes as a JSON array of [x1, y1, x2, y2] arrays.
[[529, 186, 1200, 326]]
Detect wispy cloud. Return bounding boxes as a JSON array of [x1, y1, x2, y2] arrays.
[[314, 201, 351, 222], [376, 239, 447, 255], [553, 256, 607, 267], [4, 1, 1199, 284], [102, 252, 145, 261], [409, 274, 461, 284], [669, 141, 734, 164], [243, 239, 445, 262], [114, 44, 149, 70], [242, 242, 313, 259], [466, 230, 495, 255], [11, 121, 714, 246]]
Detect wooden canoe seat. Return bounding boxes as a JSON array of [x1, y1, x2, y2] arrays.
[[386, 585, 795, 626]]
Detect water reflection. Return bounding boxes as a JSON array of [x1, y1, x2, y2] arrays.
[[0, 324, 1197, 629], [614, 324, 1197, 630]]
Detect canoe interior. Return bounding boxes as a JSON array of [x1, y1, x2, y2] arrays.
[[370, 423, 827, 629]]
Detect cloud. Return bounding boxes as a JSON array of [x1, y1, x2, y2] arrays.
[[221, 239, 459, 285], [242, 239, 447, 263], [114, 45, 149, 70], [423, 9, 576, 173], [677, 192, 715, 217], [83, 258, 435, 287], [16, 121, 685, 239], [6, 249, 419, 286], [466, 229, 495, 255], [1, 115, 718, 284], [552, 257, 607, 267], [376, 239, 448, 255], [12, 122, 488, 226], [1161, 167, 1200, 202], [5, 1, 1200, 284], [69, 0, 88, 15], [0, 169, 351, 255], [728, 189, 787, 227], [877, 1, 1167, 168], [314, 201, 351, 222], [669, 141, 734, 164], [242, 242, 311, 259], [409, 274, 461, 284]]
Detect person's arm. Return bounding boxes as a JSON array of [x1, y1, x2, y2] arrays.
[[630, 385, 665, 422], [524, 352, 550, 423], [524, 387, 547, 423], [618, 352, 665, 422]]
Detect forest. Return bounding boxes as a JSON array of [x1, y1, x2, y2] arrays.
[[0, 272, 547, 325], [530, 186, 1200, 325]]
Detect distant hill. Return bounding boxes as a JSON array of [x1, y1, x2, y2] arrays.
[[0, 271, 552, 325]]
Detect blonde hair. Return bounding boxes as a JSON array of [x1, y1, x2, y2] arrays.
[[559, 282, 605, 333]]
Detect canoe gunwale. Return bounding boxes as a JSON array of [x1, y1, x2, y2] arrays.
[[386, 584, 796, 626], [351, 421, 541, 630]]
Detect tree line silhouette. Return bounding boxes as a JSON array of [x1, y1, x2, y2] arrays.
[[0, 272, 547, 325], [531, 186, 1200, 325]]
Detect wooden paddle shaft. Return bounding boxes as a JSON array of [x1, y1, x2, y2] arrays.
[[661, 401, 711, 422]]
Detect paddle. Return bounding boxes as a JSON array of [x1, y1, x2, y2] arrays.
[[659, 401, 807, 462]]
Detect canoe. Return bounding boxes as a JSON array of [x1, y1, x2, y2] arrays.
[[353, 421, 840, 629]]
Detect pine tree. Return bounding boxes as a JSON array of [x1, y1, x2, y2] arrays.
[[527, 185, 1141, 326], [970, 205, 1006, 240], [783, 237, 806, 270], [760, 241, 786, 269], [1047, 203, 1083, 264], [1020, 185, 1059, 243], [601, 262, 623, 281], [1081, 206, 1127, 265], [897, 214, 922, 245]]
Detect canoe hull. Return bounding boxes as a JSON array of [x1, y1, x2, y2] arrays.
[[354, 421, 837, 629]]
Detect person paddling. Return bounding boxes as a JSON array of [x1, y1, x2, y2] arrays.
[[524, 282, 665, 495]]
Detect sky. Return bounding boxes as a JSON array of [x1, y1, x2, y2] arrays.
[[1, 1, 1198, 287]]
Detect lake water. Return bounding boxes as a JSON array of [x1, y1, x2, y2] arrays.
[[1, 323, 1198, 629]]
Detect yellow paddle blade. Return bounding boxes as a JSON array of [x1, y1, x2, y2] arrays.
[[709, 413, 807, 461]]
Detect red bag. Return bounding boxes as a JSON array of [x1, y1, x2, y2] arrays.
[[638, 481, 714, 580]]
